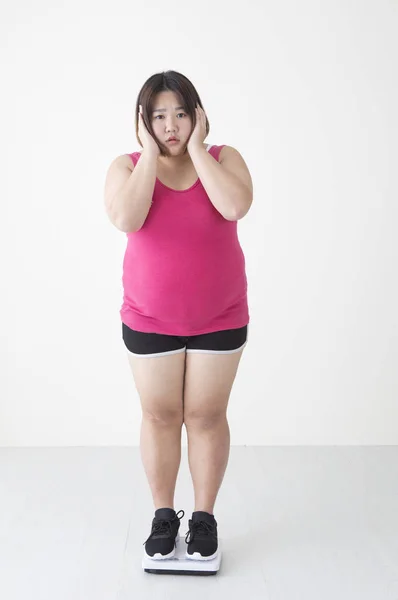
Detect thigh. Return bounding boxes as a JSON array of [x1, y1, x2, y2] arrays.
[[183, 325, 248, 419], [122, 323, 187, 422]]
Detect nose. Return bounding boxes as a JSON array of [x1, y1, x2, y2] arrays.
[[165, 115, 178, 131]]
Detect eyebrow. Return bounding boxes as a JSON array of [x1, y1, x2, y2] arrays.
[[152, 106, 186, 113]]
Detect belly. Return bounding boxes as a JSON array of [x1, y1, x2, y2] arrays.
[[122, 243, 247, 326]]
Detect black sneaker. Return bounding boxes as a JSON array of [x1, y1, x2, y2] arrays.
[[185, 511, 218, 561], [143, 508, 185, 560]]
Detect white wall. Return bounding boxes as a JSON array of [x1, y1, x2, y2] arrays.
[[2, 0, 397, 446]]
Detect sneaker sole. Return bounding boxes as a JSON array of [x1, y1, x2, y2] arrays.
[[186, 548, 218, 561]]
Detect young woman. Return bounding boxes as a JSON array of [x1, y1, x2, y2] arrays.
[[104, 70, 253, 562]]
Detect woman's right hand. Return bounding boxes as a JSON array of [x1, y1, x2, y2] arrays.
[[138, 105, 160, 157]]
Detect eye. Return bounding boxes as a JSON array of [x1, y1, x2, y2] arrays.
[[154, 113, 187, 119]]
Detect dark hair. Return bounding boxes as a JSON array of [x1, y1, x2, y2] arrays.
[[135, 70, 210, 157]]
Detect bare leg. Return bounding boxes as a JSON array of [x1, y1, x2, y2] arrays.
[[183, 348, 245, 514], [126, 350, 186, 511], [185, 415, 231, 514], [140, 416, 183, 510]]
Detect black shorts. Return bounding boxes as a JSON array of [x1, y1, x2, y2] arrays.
[[122, 323, 249, 357]]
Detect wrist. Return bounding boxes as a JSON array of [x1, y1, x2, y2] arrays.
[[141, 148, 159, 161], [188, 143, 206, 157]]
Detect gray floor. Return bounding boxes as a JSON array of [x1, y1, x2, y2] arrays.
[[0, 446, 397, 599]]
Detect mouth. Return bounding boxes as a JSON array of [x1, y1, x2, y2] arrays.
[[166, 138, 179, 143]]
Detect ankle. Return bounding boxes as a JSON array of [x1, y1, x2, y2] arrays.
[[193, 508, 214, 515]]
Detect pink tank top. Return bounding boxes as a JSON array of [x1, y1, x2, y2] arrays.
[[120, 144, 250, 336]]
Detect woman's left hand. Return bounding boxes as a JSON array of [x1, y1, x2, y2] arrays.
[[187, 104, 207, 153]]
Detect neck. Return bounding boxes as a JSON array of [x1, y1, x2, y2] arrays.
[[158, 143, 207, 168], [158, 147, 192, 168]]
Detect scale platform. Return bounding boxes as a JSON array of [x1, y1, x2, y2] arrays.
[[142, 535, 222, 575]]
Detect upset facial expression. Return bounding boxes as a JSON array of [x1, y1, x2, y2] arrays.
[[150, 90, 193, 156]]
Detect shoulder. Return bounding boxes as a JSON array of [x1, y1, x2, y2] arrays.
[[218, 144, 242, 163], [217, 145, 253, 194], [105, 154, 135, 177], [113, 153, 136, 172]]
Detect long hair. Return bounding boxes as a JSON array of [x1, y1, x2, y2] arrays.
[[135, 70, 210, 157]]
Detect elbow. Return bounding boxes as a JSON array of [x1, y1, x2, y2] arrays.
[[110, 213, 142, 233], [223, 206, 245, 221], [235, 208, 248, 221], [236, 193, 253, 220], [119, 220, 142, 233], [221, 210, 236, 221]]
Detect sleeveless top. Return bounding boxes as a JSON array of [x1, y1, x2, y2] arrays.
[[119, 144, 250, 336]]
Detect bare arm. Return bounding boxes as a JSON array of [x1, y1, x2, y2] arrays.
[[189, 145, 253, 220], [104, 151, 158, 232]]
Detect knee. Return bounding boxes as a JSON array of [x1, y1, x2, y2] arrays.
[[184, 407, 227, 430], [143, 407, 183, 427]]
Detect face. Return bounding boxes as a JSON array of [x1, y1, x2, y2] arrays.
[[150, 90, 193, 157]]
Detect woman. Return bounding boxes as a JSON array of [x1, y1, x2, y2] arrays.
[[103, 70, 253, 562]]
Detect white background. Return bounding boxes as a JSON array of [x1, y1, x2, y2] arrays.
[[2, 0, 397, 446]]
